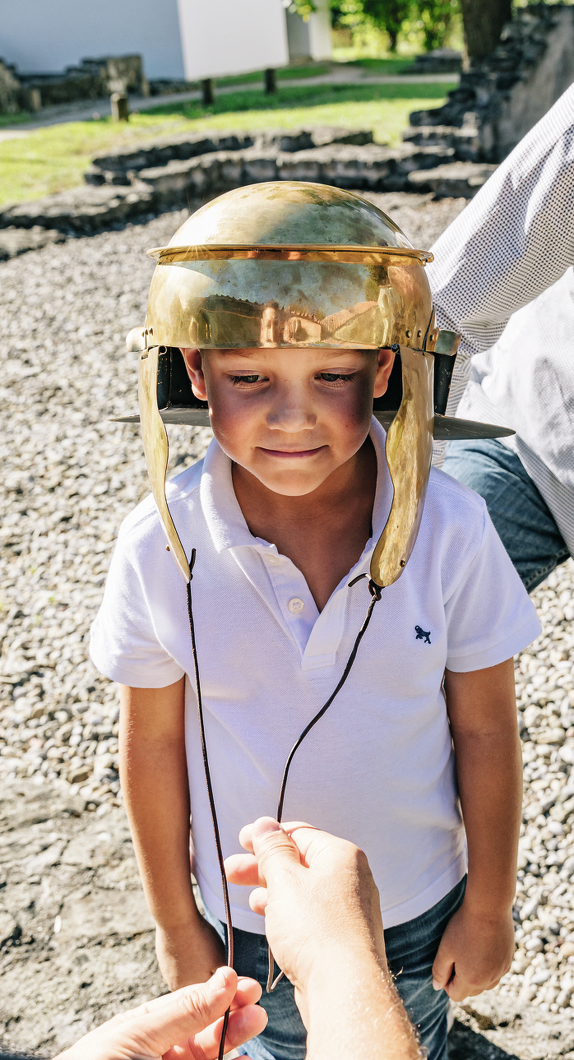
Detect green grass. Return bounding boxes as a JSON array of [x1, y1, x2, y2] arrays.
[[145, 81, 453, 126], [0, 81, 454, 208], [216, 64, 330, 87], [346, 58, 415, 74]]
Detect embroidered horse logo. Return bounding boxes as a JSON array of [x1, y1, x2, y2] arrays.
[[415, 625, 431, 644]]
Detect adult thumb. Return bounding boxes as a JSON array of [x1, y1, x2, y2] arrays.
[[250, 818, 302, 884]]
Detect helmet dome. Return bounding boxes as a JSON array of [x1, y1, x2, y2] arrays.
[[145, 182, 435, 351]]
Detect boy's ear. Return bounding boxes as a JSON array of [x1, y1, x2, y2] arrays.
[[180, 348, 207, 400], [373, 347, 396, 399]]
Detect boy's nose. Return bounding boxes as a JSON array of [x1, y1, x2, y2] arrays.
[[266, 387, 316, 432], [266, 402, 316, 432]]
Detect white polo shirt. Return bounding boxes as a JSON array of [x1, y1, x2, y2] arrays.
[[90, 419, 540, 931]]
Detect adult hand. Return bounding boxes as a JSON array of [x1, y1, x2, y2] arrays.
[[225, 818, 386, 1002], [53, 966, 267, 1060], [156, 915, 226, 991], [432, 902, 515, 1001], [226, 819, 422, 1060]]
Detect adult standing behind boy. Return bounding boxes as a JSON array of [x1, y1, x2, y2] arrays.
[[90, 185, 541, 1060], [428, 85, 574, 591]]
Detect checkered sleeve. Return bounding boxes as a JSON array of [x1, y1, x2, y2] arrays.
[[426, 83, 574, 424]]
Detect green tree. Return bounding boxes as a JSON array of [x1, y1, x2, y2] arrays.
[[288, 0, 318, 18], [417, 0, 459, 51], [330, 0, 461, 53], [361, 0, 412, 50]]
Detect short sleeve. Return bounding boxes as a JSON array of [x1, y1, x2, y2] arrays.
[[445, 503, 542, 672], [90, 522, 185, 688]]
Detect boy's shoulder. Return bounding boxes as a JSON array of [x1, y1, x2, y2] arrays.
[[418, 465, 491, 573], [118, 457, 205, 549], [425, 464, 488, 531]]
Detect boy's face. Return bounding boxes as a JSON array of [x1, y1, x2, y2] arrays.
[[182, 346, 394, 497]]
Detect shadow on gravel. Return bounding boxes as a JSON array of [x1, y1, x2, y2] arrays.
[[0, 1054, 48, 1059], [449, 1019, 521, 1059]]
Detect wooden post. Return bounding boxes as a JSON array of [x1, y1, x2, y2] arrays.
[[202, 78, 214, 106], [110, 92, 129, 122], [264, 68, 277, 94], [27, 88, 42, 112]]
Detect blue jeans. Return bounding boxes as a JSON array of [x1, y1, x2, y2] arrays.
[[443, 438, 569, 593], [203, 876, 466, 1060]]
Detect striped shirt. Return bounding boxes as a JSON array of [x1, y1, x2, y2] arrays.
[[427, 84, 574, 556]]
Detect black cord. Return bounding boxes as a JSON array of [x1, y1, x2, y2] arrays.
[[186, 549, 233, 1060], [266, 577, 383, 992], [186, 545, 383, 1029]]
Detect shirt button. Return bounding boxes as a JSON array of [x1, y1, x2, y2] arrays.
[[266, 554, 280, 566], [288, 598, 305, 614]]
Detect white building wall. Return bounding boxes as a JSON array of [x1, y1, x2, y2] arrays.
[[177, 0, 289, 80], [284, 0, 332, 62], [0, 0, 185, 79], [285, 9, 311, 59], [308, 0, 333, 61]]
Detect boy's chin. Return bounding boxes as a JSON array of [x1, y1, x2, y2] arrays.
[[249, 469, 335, 497]]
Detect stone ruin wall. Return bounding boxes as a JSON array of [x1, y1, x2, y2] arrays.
[[0, 54, 146, 113], [410, 4, 574, 163], [494, 6, 574, 158]]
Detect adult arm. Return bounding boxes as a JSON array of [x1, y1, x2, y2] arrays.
[[432, 658, 522, 1000], [52, 967, 266, 1060], [428, 83, 574, 361], [120, 681, 225, 989], [226, 818, 423, 1060], [426, 84, 574, 429]]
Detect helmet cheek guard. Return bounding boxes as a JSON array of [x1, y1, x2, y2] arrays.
[[121, 182, 513, 588]]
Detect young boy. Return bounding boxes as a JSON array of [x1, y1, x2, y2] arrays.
[[90, 183, 540, 1060]]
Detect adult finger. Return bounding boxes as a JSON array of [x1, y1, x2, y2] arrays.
[[182, 1001, 268, 1059], [229, 976, 263, 1009], [123, 967, 239, 1054], [107, 973, 258, 1027], [224, 851, 261, 887], [249, 818, 306, 882], [238, 817, 311, 855], [280, 822, 345, 864], [248, 886, 269, 916]]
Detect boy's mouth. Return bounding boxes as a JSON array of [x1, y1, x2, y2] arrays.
[[258, 446, 326, 459]]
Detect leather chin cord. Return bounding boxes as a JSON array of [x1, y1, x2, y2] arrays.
[[186, 549, 382, 1060]]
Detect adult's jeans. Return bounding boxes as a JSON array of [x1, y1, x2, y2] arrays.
[[443, 438, 570, 593], [203, 876, 466, 1060]]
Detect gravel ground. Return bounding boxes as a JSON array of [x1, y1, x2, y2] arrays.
[[1, 192, 573, 1058]]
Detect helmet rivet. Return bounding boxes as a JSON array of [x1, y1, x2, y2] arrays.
[[417, 329, 422, 337], [406, 329, 411, 338]]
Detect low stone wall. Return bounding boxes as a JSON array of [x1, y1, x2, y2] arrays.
[[85, 126, 375, 185], [0, 124, 487, 260], [404, 48, 462, 74], [0, 138, 461, 255], [133, 141, 455, 202]]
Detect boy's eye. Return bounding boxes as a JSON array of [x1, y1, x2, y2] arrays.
[[230, 374, 265, 385], [318, 372, 354, 383]]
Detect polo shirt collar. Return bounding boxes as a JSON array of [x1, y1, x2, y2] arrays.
[[200, 417, 393, 561]]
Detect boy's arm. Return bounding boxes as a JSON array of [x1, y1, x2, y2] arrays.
[[433, 658, 521, 1001], [119, 681, 225, 990]]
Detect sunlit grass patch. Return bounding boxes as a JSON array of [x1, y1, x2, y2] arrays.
[[0, 81, 454, 208]]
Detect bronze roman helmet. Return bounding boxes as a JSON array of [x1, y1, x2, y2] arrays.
[[123, 181, 512, 587]]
